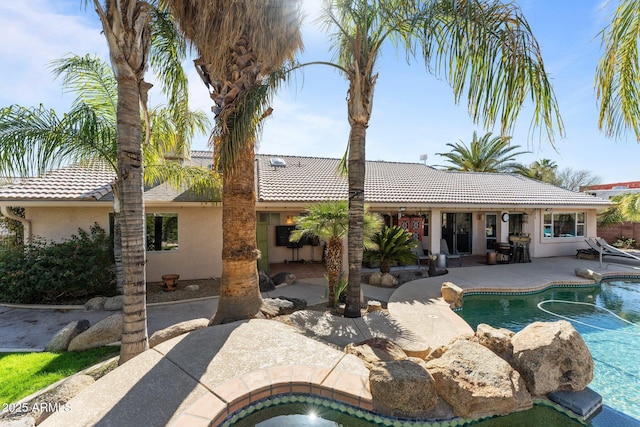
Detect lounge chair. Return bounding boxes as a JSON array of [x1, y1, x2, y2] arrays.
[[411, 241, 430, 269], [585, 237, 640, 267], [440, 238, 462, 267]]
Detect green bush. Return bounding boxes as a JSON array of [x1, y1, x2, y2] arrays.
[[0, 224, 116, 303]]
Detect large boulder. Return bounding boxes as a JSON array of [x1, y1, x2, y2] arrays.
[[345, 337, 407, 369], [149, 318, 210, 348], [473, 323, 515, 362], [260, 297, 307, 318], [258, 271, 276, 292], [511, 320, 594, 395], [68, 313, 123, 351], [370, 358, 438, 418], [426, 339, 532, 418], [45, 320, 91, 352], [84, 296, 107, 311], [271, 272, 296, 286], [441, 282, 464, 308], [103, 295, 124, 311]]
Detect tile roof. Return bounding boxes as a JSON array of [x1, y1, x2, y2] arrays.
[[0, 162, 115, 201], [256, 154, 611, 207], [0, 152, 611, 208]]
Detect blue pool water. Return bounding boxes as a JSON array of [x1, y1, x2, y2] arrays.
[[456, 280, 640, 420]]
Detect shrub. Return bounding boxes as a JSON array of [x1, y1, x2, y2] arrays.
[[364, 226, 418, 273], [612, 236, 637, 249], [0, 224, 116, 303]]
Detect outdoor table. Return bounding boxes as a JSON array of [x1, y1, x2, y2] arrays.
[[509, 236, 531, 263]]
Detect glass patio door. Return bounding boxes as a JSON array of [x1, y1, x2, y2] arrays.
[[485, 213, 497, 250], [442, 212, 472, 254]]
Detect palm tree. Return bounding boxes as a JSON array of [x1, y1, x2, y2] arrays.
[[436, 132, 529, 173], [596, 0, 640, 141], [527, 158, 558, 183], [313, 0, 563, 318], [599, 193, 640, 225], [165, 0, 303, 325], [290, 201, 382, 308], [364, 226, 417, 274], [0, 55, 214, 291]]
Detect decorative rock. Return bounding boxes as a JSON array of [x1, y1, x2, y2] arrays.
[[426, 339, 532, 418], [103, 295, 124, 311], [511, 320, 594, 395], [149, 318, 210, 347], [45, 320, 91, 352], [574, 268, 602, 282], [34, 375, 95, 424], [84, 296, 107, 311], [368, 272, 383, 286], [441, 282, 464, 308], [184, 285, 200, 291], [370, 358, 438, 418], [258, 271, 276, 292], [260, 297, 307, 317], [367, 300, 382, 312], [473, 323, 515, 361], [68, 313, 123, 351], [380, 273, 398, 287], [345, 337, 407, 369], [271, 272, 296, 286]]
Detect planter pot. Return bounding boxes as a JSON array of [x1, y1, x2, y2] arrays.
[[162, 274, 180, 292]]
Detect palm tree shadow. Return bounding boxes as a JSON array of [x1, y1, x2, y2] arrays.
[[96, 320, 249, 426]]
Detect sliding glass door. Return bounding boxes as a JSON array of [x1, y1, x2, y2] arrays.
[[442, 213, 472, 254]]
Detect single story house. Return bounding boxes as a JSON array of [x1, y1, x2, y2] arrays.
[[0, 151, 611, 281]]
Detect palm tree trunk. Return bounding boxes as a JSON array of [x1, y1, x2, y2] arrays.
[[117, 77, 148, 364], [325, 236, 343, 307], [112, 190, 124, 294], [210, 141, 262, 325], [344, 122, 367, 318]]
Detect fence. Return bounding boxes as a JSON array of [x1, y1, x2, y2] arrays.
[[597, 221, 640, 245]]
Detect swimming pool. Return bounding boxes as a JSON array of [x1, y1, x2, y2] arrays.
[[456, 279, 640, 420]]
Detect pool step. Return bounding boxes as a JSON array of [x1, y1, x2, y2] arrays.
[[548, 387, 602, 420]]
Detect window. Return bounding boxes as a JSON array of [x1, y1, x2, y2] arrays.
[[146, 213, 178, 251], [422, 213, 429, 237], [258, 212, 281, 225], [543, 212, 585, 239]]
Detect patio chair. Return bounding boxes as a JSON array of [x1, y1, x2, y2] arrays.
[[440, 238, 462, 267], [586, 237, 640, 267], [411, 241, 430, 268]]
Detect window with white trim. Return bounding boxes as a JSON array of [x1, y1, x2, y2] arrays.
[[543, 212, 585, 238]]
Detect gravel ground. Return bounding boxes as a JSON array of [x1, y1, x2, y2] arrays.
[[146, 278, 220, 304]]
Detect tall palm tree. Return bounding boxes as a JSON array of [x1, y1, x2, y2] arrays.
[[436, 131, 529, 173], [290, 201, 382, 308], [596, 0, 640, 141], [313, 0, 563, 318], [0, 54, 214, 289], [165, 0, 303, 325], [527, 158, 558, 183]]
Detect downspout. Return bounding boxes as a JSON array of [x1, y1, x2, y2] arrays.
[[1, 206, 31, 244]]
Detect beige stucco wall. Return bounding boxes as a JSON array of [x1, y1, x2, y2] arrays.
[[27, 206, 112, 242], [25, 204, 223, 282], [145, 206, 222, 282]]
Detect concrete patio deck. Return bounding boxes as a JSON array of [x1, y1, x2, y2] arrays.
[[28, 256, 640, 426]]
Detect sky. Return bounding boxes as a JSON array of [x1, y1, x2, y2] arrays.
[[1, 0, 639, 184]]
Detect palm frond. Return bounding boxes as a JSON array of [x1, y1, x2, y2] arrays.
[[596, 0, 640, 141], [421, 0, 564, 144]]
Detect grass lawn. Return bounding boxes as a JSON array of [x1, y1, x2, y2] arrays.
[[0, 347, 120, 405]]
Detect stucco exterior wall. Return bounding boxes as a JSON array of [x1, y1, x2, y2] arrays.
[[26, 205, 223, 282], [145, 206, 222, 282], [27, 206, 112, 242]]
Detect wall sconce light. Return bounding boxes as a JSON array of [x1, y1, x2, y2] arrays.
[[545, 208, 552, 212], [477, 213, 484, 220], [522, 214, 528, 223], [285, 215, 293, 224]]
